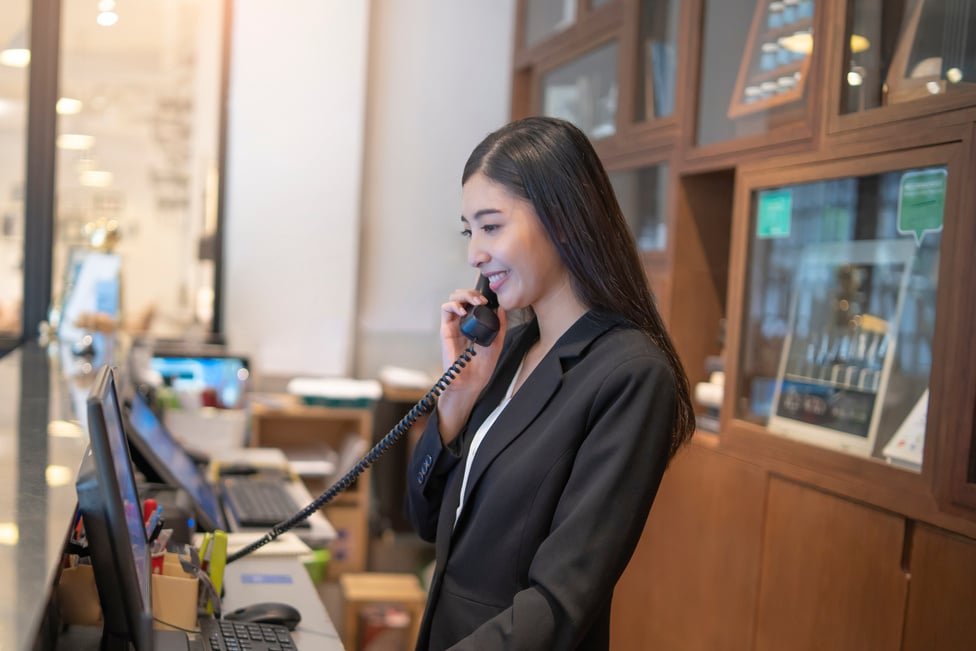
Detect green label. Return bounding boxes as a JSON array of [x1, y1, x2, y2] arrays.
[[757, 189, 792, 239], [898, 169, 945, 245]]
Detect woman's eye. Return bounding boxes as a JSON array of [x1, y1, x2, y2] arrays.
[[460, 228, 472, 239], [481, 224, 498, 233]]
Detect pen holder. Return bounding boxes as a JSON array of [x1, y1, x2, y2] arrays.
[[151, 552, 199, 631], [57, 564, 103, 626]]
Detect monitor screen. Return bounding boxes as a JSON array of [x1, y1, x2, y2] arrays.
[[76, 365, 154, 650], [150, 355, 249, 409], [126, 391, 225, 531]]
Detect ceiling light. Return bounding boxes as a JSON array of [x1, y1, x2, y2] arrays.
[[1, 28, 29, 67], [57, 97, 83, 115], [48, 420, 84, 438], [946, 67, 963, 84], [97, 11, 119, 27], [0, 523, 18, 546], [850, 34, 870, 54], [80, 170, 114, 187], [46, 465, 74, 487], [57, 133, 96, 150]]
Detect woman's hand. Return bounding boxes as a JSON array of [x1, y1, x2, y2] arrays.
[[436, 287, 507, 445]]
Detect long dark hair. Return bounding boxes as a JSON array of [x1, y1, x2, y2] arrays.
[[463, 116, 694, 459]]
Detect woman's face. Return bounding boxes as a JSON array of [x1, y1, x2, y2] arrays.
[[461, 172, 571, 312]]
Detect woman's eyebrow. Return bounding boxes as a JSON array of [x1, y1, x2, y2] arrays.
[[461, 208, 502, 224]]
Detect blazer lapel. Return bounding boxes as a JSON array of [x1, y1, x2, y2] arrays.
[[453, 311, 621, 533]]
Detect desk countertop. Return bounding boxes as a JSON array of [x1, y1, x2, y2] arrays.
[[223, 557, 343, 649], [0, 343, 91, 651]]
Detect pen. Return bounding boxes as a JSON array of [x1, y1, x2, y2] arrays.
[[144, 506, 162, 539], [147, 517, 165, 544], [142, 498, 158, 525]]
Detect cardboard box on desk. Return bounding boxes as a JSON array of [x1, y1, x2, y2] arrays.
[[151, 552, 199, 631], [324, 504, 367, 579]]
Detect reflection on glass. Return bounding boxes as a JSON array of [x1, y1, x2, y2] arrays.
[[843, 0, 976, 114], [54, 0, 224, 339], [541, 42, 618, 139], [525, 0, 577, 47], [697, 0, 813, 145], [635, 0, 680, 121], [608, 164, 669, 251], [0, 3, 30, 338], [737, 167, 944, 472]]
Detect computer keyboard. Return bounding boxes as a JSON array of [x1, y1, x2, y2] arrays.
[[220, 477, 310, 529], [191, 618, 297, 651]]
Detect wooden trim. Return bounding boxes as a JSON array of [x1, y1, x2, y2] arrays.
[[941, 121, 976, 510], [513, 0, 623, 69], [678, 0, 705, 155], [726, 2, 814, 119]]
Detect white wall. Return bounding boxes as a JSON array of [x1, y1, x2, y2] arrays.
[[224, 0, 514, 381], [354, 0, 515, 378], [223, 0, 370, 377]]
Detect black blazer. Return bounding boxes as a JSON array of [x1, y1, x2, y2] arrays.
[[407, 311, 677, 650]]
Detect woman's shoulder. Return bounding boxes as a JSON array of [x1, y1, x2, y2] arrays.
[[585, 317, 671, 374]]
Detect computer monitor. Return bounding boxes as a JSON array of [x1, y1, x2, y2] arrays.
[[125, 391, 226, 532], [75, 365, 154, 651], [150, 354, 249, 409]]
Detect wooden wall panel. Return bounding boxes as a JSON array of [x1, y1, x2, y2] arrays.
[[902, 524, 976, 651], [610, 442, 766, 650], [755, 478, 908, 651]]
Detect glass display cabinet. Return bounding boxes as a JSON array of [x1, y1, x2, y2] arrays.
[[513, 0, 976, 647], [842, 0, 976, 113], [735, 166, 943, 471], [697, 0, 818, 147]]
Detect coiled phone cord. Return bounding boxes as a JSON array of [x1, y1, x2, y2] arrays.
[[227, 343, 478, 563]]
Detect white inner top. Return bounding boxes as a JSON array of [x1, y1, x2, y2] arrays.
[[454, 358, 525, 527]]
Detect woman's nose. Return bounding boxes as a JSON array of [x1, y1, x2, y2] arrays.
[[468, 240, 489, 267]]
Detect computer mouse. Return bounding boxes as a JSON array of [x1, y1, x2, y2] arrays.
[[223, 602, 302, 630]]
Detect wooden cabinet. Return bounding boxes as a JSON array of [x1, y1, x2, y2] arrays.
[[512, 1, 976, 646], [249, 397, 373, 578], [611, 441, 766, 650]]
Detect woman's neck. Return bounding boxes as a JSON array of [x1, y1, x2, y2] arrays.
[[531, 279, 588, 355]]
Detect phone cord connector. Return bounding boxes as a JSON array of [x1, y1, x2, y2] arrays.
[[227, 344, 478, 563]]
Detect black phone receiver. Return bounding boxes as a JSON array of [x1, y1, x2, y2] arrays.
[[459, 275, 500, 346]]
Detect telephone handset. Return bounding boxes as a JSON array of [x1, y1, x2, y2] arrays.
[[226, 275, 500, 563], [459, 275, 500, 346]]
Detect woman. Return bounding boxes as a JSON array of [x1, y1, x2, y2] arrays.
[[406, 116, 695, 650]]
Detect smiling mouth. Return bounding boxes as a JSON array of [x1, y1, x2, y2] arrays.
[[485, 271, 508, 289]]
